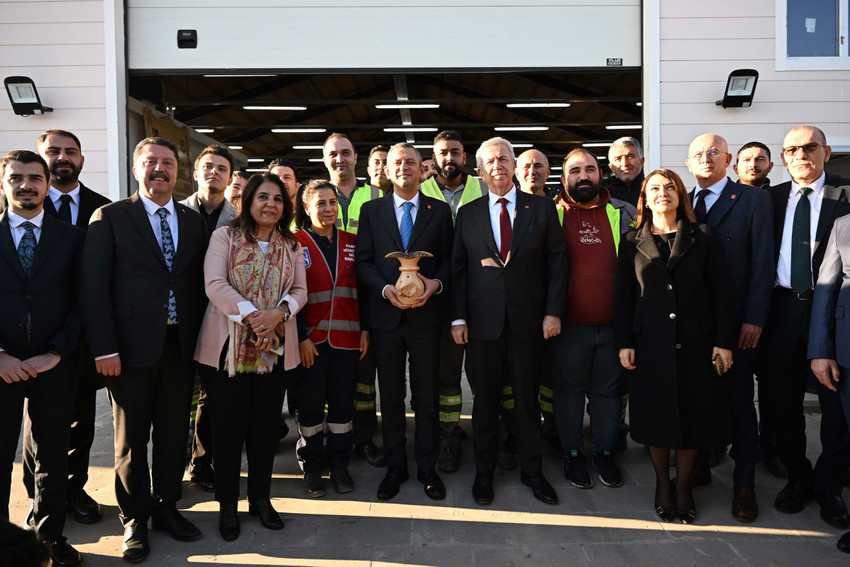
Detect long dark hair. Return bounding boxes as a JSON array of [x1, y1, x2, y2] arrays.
[[296, 179, 337, 230], [230, 173, 297, 247], [634, 168, 697, 229]]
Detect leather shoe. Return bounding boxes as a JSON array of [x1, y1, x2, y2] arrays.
[[218, 502, 240, 541], [355, 441, 386, 468], [774, 481, 812, 514], [331, 467, 354, 494], [521, 472, 559, 505], [377, 467, 408, 501], [189, 462, 215, 492], [122, 522, 150, 563], [816, 491, 850, 529], [150, 504, 202, 541], [304, 472, 327, 498], [67, 488, 102, 524], [45, 537, 83, 566], [838, 531, 850, 553], [417, 469, 446, 501], [731, 486, 758, 523], [472, 474, 494, 505], [249, 498, 284, 530], [437, 443, 462, 473]]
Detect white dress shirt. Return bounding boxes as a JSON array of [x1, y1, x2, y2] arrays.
[[393, 191, 420, 228], [7, 209, 45, 248], [694, 177, 728, 213], [139, 192, 179, 250], [488, 186, 517, 252], [48, 184, 81, 225], [776, 172, 826, 288]]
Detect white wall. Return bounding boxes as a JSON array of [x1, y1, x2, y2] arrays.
[[657, 0, 850, 185]]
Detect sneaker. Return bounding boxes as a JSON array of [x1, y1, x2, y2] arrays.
[[304, 472, 327, 498], [564, 450, 593, 489], [592, 450, 623, 487], [331, 467, 354, 494]]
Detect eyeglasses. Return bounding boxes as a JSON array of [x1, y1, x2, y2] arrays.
[[688, 149, 726, 160], [782, 143, 824, 157]]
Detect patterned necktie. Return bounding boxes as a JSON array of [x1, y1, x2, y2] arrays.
[[57, 194, 73, 224], [693, 189, 710, 222], [156, 208, 179, 323], [17, 221, 36, 275], [498, 197, 512, 261], [400, 201, 413, 251], [790, 187, 813, 294]]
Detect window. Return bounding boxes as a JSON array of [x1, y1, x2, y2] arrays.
[[777, 0, 850, 70]]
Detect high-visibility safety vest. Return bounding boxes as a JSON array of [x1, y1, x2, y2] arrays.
[[296, 230, 361, 350], [556, 198, 635, 256], [419, 175, 487, 215], [336, 183, 381, 234]]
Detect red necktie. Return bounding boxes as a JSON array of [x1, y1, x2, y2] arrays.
[[498, 197, 511, 261]]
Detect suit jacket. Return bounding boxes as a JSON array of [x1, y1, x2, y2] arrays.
[[354, 192, 453, 331], [81, 191, 209, 367], [769, 174, 850, 285], [0, 211, 84, 358], [808, 215, 850, 367], [689, 178, 774, 327], [179, 192, 238, 230], [0, 182, 110, 230], [452, 190, 567, 341]]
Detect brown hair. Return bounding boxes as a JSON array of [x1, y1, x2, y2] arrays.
[[634, 168, 696, 229], [296, 178, 337, 230], [193, 144, 234, 173]]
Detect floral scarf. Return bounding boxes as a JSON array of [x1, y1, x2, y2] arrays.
[[226, 229, 294, 376]]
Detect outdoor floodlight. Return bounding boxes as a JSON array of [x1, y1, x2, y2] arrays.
[[716, 69, 759, 109], [4, 76, 53, 116]]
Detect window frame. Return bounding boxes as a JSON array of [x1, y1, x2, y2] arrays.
[[776, 0, 850, 70]]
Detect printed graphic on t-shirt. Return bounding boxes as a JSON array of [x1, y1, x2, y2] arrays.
[[579, 220, 602, 245]]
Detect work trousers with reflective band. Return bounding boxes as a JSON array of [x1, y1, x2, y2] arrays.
[[353, 343, 378, 444], [296, 342, 359, 474], [438, 323, 465, 442]]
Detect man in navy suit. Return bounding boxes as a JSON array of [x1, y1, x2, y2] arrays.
[[0, 150, 85, 565], [686, 133, 775, 522]]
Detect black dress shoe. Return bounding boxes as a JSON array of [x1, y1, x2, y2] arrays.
[[249, 498, 284, 530], [816, 491, 850, 529], [304, 472, 327, 498], [731, 486, 758, 523], [67, 488, 102, 524], [417, 469, 446, 501], [437, 443, 462, 473], [150, 504, 202, 541], [838, 531, 850, 553], [45, 537, 83, 567], [775, 481, 812, 514], [122, 522, 150, 563], [218, 502, 240, 541], [189, 462, 215, 492], [521, 473, 559, 505], [377, 468, 409, 501], [472, 474, 494, 505], [355, 441, 386, 468]]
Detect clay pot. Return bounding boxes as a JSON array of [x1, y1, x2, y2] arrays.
[[385, 250, 434, 305]]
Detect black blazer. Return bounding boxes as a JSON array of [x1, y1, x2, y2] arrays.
[[0, 183, 111, 230], [769, 174, 850, 285], [452, 190, 567, 341], [354, 192, 453, 331], [0, 211, 84, 358], [81, 192, 209, 367]]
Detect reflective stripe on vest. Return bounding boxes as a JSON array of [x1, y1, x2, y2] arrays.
[[420, 176, 487, 221], [336, 183, 381, 234]]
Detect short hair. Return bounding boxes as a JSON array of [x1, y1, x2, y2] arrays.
[[0, 150, 50, 179], [231, 173, 297, 247], [433, 130, 464, 145], [194, 144, 234, 173], [296, 178, 337, 230], [268, 158, 298, 180], [37, 129, 82, 152], [634, 169, 696, 229], [737, 141, 771, 161], [368, 145, 390, 160], [562, 148, 601, 171], [323, 132, 355, 153], [133, 137, 179, 163], [608, 136, 643, 160], [475, 137, 515, 170], [232, 170, 251, 181], [388, 142, 422, 163]]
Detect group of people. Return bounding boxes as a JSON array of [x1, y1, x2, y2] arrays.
[[2, 122, 850, 565]]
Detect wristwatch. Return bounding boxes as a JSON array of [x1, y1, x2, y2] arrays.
[[278, 303, 291, 322]]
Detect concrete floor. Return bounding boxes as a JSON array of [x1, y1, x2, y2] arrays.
[[8, 387, 847, 566]]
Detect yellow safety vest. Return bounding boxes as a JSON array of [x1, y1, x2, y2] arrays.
[[335, 183, 381, 235], [420, 175, 487, 218], [556, 201, 630, 256]]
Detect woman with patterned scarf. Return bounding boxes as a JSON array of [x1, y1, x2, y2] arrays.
[[194, 173, 307, 542]]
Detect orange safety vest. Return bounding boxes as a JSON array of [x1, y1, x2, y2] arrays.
[[296, 230, 360, 350]]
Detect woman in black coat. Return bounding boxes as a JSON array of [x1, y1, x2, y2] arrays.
[[615, 169, 735, 524]]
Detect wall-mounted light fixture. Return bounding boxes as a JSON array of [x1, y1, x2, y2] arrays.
[[716, 69, 759, 108], [5, 76, 53, 116]]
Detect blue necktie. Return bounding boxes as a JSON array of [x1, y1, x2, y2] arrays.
[[17, 221, 36, 275], [400, 201, 413, 251], [156, 208, 179, 323]]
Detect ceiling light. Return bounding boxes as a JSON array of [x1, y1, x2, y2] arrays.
[[606, 125, 642, 130], [271, 128, 326, 133], [494, 126, 549, 132], [243, 105, 307, 111], [308, 158, 324, 162], [247, 158, 265, 163], [550, 167, 562, 171], [293, 145, 323, 150], [512, 143, 533, 148], [506, 102, 570, 108], [203, 74, 276, 78], [582, 142, 612, 148], [413, 144, 433, 149], [245, 168, 266, 172], [228, 145, 243, 150], [545, 181, 561, 185], [383, 127, 438, 132], [376, 104, 440, 109], [196, 128, 215, 133], [636, 102, 643, 107]]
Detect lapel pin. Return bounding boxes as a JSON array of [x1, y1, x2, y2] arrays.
[[731, 194, 737, 199], [427, 205, 431, 209]]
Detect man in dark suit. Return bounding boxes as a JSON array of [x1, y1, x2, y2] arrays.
[[685, 133, 775, 522], [355, 143, 453, 502], [761, 125, 850, 528], [452, 137, 567, 505], [0, 150, 85, 565], [82, 137, 208, 563], [18, 130, 112, 527]]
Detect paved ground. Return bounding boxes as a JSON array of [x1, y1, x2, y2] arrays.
[[9, 387, 848, 566]]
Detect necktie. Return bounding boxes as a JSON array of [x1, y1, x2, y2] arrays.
[[400, 201, 413, 251], [498, 197, 511, 261], [57, 194, 73, 224], [17, 221, 36, 275], [693, 189, 710, 222], [156, 208, 179, 323], [790, 187, 813, 294]]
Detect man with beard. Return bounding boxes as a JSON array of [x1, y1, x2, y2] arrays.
[[82, 137, 208, 562], [686, 133, 774, 522], [367, 146, 392, 194], [420, 130, 489, 473], [517, 149, 558, 198], [735, 142, 774, 189], [607, 137, 645, 206], [551, 148, 635, 489]]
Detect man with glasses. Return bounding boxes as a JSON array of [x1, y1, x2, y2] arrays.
[[761, 125, 850, 528]]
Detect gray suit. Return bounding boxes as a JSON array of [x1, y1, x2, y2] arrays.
[[180, 193, 238, 230], [809, 214, 850, 372]]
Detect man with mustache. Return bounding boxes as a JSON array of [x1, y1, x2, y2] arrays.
[[607, 137, 645, 207], [735, 142, 774, 189], [551, 148, 635, 490], [82, 137, 209, 562]]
